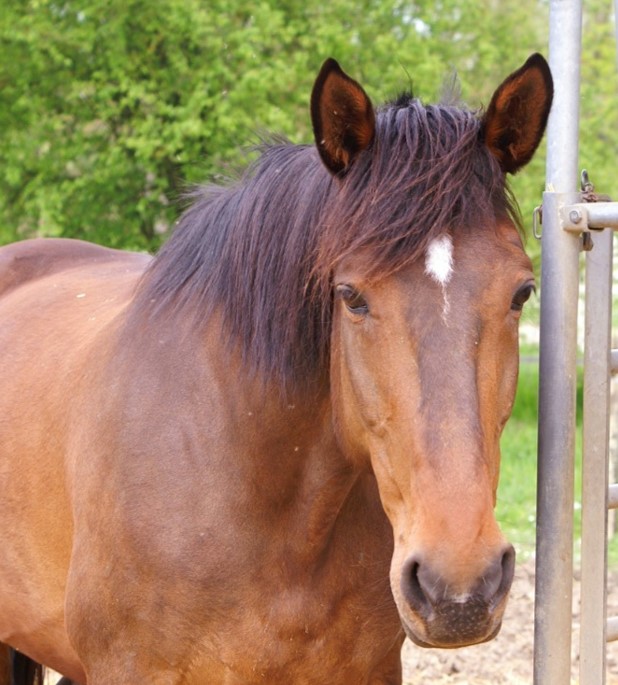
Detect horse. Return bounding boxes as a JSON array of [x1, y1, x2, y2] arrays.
[[0, 53, 552, 685]]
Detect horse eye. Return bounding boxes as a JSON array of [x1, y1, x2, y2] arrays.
[[336, 285, 369, 315], [511, 283, 536, 312]]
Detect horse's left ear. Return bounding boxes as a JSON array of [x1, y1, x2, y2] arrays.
[[481, 53, 553, 174], [311, 59, 375, 176]]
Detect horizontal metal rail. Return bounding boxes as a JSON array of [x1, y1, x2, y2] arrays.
[[562, 202, 618, 232]]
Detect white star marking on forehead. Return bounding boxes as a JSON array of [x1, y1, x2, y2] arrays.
[[425, 234, 454, 286]]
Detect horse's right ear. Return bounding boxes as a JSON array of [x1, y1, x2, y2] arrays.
[[481, 53, 553, 174], [311, 59, 375, 176]]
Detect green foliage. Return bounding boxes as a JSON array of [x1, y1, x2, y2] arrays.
[[580, 0, 618, 202], [498, 417, 539, 559], [500, 361, 618, 567], [2, 0, 615, 254], [498, 363, 580, 562], [0, 0, 557, 250]]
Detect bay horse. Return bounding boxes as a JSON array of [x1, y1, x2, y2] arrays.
[[0, 54, 552, 685]]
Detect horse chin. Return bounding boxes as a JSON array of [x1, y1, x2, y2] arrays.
[[400, 615, 503, 650]]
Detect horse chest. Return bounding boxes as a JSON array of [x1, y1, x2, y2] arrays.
[[70, 528, 402, 684], [67, 436, 402, 684], [182, 579, 403, 684], [167, 511, 401, 682]]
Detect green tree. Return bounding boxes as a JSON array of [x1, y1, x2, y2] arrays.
[[1, 0, 583, 252], [579, 0, 618, 201]]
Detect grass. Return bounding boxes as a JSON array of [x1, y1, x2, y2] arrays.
[[498, 359, 618, 567], [498, 363, 545, 561]]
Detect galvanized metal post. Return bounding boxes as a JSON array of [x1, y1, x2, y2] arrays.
[[579, 227, 612, 685], [533, 1, 583, 683]]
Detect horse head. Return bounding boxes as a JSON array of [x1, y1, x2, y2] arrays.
[[312, 55, 552, 648]]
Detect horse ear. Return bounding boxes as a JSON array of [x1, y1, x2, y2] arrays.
[[311, 59, 375, 175], [481, 53, 553, 174]]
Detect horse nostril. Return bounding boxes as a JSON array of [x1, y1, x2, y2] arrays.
[[401, 546, 516, 617], [401, 557, 436, 618], [479, 545, 516, 607]]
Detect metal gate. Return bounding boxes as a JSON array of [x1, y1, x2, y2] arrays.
[[534, 1, 618, 683]]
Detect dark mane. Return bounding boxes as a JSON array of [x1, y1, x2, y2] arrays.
[[132, 98, 518, 394]]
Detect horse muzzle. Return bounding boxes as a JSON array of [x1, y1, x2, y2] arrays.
[[396, 544, 515, 648]]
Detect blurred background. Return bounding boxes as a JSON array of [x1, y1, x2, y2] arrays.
[[1, 0, 616, 254]]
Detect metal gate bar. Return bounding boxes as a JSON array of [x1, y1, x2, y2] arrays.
[[533, 1, 583, 683], [579, 227, 613, 684], [534, 1, 618, 682]]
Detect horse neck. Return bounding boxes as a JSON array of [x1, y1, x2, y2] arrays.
[[192, 317, 376, 560], [237, 380, 364, 551]]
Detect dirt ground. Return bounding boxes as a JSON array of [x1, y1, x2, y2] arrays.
[[44, 560, 618, 684]]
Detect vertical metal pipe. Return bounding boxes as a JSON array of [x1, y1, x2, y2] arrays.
[[534, 194, 581, 685], [579, 228, 612, 685], [544, 1, 583, 190], [534, 1, 583, 684]]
